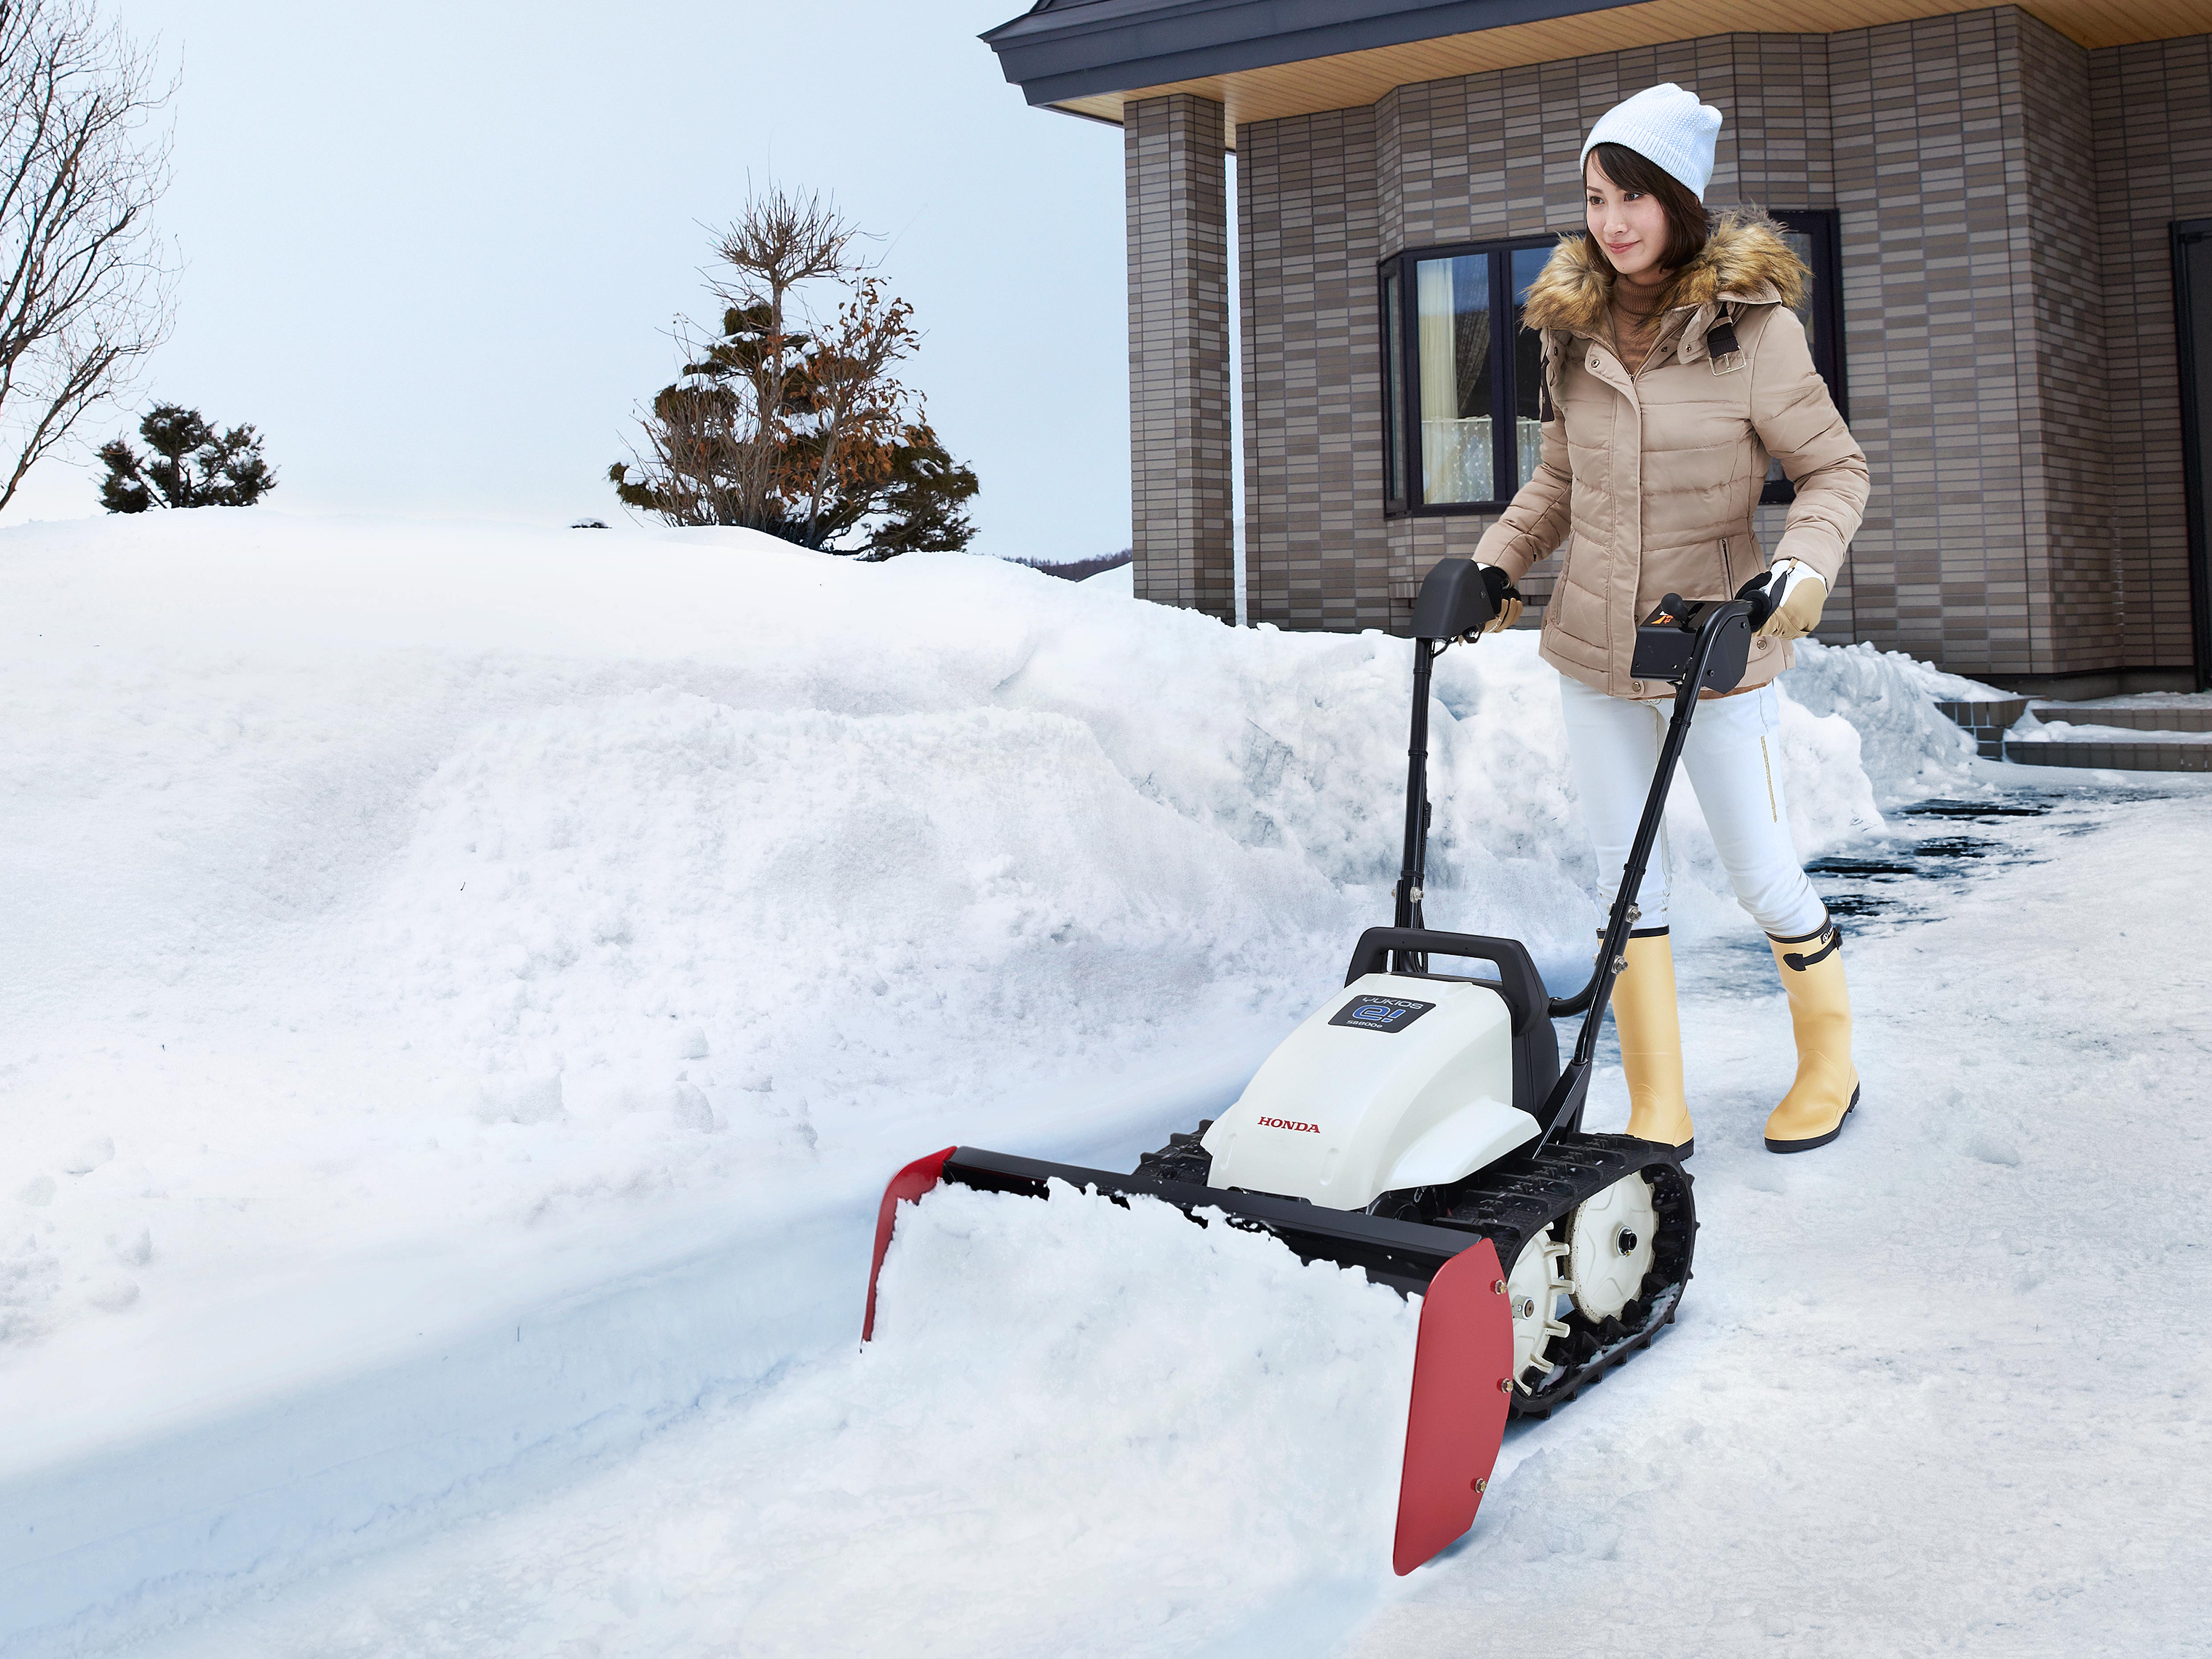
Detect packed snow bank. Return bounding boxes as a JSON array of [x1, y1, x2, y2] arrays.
[[75, 787, 2212, 1659], [1778, 640, 1987, 807], [1082, 557, 1135, 594], [0, 514, 1983, 1644], [0, 516, 1934, 1365]]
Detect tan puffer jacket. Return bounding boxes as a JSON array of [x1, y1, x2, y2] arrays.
[[1472, 215, 1870, 699]]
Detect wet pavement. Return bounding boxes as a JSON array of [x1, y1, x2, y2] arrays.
[[1567, 775, 2208, 1039]]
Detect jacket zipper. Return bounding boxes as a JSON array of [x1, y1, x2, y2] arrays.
[[1720, 537, 1735, 589], [1630, 308, 1691, 382]]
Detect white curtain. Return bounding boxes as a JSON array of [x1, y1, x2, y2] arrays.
[[1416, 259, 1492, 503]]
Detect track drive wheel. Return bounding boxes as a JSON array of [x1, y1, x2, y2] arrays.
[[1566, 1170, 1658, 1322], [1505, 1223, 1572, 1390]]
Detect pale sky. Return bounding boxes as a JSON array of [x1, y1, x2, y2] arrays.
[[2, 0, 1135, 561]]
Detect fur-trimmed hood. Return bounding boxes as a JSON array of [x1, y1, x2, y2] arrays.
[[1520, 212, 1808, 337]]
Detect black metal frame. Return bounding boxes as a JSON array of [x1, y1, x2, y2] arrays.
[[938, 1145, 1480, 1295], [1381, 262, 1409, 515], [1777, 209, 1848, 419], [1378, 234, 1561, 516], [1381, 572, 1760, 1149], [2171, 218, 2212, 691]]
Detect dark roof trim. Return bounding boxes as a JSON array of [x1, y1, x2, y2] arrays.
[[981, 0, 1642, 107]]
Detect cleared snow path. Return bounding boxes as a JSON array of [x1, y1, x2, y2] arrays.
[[1349, 784, 2212, 1656]]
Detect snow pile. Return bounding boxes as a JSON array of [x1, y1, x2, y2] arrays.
[[0, 513, 1994, 1646], [0, 513, 1944, 1366], [140, 1180, 1418, 1659], [1780, 639, 1990, 806]]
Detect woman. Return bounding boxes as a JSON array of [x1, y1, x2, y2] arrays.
[[1471, 83, 1870, 1155]]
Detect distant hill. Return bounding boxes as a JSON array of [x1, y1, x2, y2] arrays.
[[1009, 549, 1131, 582]]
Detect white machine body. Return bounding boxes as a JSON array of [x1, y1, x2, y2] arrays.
[[1200, 972, 1539, 1210]]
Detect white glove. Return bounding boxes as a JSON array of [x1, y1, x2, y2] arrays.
[[1756, 558, 1827, 641]]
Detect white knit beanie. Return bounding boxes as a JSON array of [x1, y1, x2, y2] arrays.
[[1579, 83, 1723, 201]]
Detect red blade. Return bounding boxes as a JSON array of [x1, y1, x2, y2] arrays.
[[1391, 1239, 1512, 1574], [861, 1147, 955, 1342]]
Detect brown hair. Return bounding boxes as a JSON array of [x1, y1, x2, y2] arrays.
[[1583, 142, 1712, 274]]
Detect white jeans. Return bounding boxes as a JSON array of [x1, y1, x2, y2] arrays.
[[1557, 674, 1826, 939]]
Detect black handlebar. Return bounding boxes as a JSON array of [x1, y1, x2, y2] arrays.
[[1344, 927, 1549, 1034], [1386, 566, 1763, 1147]]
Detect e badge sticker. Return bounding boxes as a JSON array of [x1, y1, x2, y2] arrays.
[[1328, 994, 1435, 1034]]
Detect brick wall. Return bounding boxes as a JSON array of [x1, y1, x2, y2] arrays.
[[1125, 94, 1235, 620], [1825, 12, 2038, 671], [1237, 109, 1387, 629], [1227, 6, 2195, 683], [2090, 34, 2212, 675], [2013, 13, 2118, 673]]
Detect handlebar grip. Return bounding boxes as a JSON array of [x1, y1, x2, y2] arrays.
[[1343, 927, 1547, 1035]]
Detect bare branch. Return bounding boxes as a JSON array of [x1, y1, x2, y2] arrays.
[[0, 0, 175, 511], [616, 186, 972, 558]]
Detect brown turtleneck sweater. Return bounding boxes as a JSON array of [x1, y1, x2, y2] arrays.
[[1608, 284, 1670, 375]]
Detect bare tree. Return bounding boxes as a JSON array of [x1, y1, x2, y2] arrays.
[[0, 0, 174, 512], [784, 276, 919, 537], [613, 187, 978, 557], [701, 186, 859, 529]]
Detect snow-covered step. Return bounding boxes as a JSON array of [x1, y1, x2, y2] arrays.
[[1934, 697, 2028, 760], [2005, 699, 2212, 772], [2030, 703, 2212, 732]]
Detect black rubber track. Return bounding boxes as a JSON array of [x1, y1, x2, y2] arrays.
[[1132, 1126, 1696, 1421], [1429, 1133, 1696, 1420]]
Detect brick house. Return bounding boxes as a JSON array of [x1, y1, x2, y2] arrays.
[[983, 0, 2212, 694]]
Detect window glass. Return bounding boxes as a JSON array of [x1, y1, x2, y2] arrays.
[[1415, 253, 1492, 503], [1512, 247, 1549, 491], [1382, 269, 1405, 506]]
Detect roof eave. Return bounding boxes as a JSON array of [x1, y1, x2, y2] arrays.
[[980, 0, 1639, 106]]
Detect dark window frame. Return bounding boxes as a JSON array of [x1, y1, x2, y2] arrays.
[[1761, 208, 1847, 507], [1378, 233, 1558, 518], [1378, 211, 1849, 516], [1381, 262, 1408, 515]]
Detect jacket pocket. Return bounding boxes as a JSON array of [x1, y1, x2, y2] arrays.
[[1550, 571, 1609, 647], [1719, 537, 1736, 591]]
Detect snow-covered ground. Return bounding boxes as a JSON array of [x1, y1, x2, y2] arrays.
[[5, 514, 2205, 1655]]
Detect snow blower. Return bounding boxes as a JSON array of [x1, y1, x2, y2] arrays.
[[864, 561, 1768, 1574]]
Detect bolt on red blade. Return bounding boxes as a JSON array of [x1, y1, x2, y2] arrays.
[[1390, 1237, 1512, 1574]]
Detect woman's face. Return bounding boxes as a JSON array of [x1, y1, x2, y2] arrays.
[[1585, 157, 1670, 282]]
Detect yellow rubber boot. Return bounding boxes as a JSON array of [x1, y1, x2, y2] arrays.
[[1764, 918, 1860, 1152], [1612, 932, 1692, 1155]]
